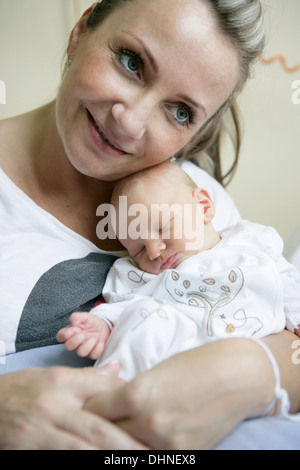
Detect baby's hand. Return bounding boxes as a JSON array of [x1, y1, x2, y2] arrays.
[[57, 312, 111, 360], [295, 325, 300, 338]]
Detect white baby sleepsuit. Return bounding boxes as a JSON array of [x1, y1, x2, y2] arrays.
[[93, 221, 300, 380]]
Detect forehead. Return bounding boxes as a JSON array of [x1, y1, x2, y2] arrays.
[[103, 0, 240, 117], [116, 171, 191, 207]]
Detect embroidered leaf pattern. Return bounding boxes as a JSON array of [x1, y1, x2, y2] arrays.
[[175, 289, 184, 297], [157, 308, 168, 320], [128, 270, 146, 284], [141, 308, 150, 319], [221, 286, 230, 292], [228, 270, 237, 283]]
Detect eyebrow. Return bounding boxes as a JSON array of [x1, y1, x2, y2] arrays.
[[123, 31, 206, 118], [176, 94, 206, 118], [122, 31, 159, 73]]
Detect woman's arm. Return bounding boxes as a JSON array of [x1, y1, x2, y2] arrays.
[[0, 366, 146, 450], [86, 336, 286, 449], [263, 330, 300, 414]]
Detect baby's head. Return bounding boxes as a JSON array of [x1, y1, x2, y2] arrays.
[[111, 161, 220, 274]]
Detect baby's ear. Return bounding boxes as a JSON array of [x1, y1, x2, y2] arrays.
[[192, 188, 215, 223]]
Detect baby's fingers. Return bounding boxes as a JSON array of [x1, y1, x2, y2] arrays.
[[76, 336, 99, 358], [88, 340, 106, 361], [57, 326, 80, 343], [64, 331, 86, 352]]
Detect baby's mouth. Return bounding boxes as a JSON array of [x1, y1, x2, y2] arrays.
[[160, 253, 177, 270]]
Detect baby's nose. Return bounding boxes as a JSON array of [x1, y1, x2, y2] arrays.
[[146, 240, 166, 261]]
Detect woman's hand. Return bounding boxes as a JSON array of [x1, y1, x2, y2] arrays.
[[86, 339, 277, 450], [0, 366, 147, 450]]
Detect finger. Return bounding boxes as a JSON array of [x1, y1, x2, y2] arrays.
[[88, 340, 106, 360], [60, 367, 124, 399], [76, 336, 97, 358], [97, 362, 122, 377], [57, 326, 80, 343], [64, 332, 86, 352], [56, 328, 66, 343], [30, 425, 100, 451], [40, 381, 147, 450], [55, 407, 148, 450], [70, 311, 92, 326], [85, 386, 130, 421], [3, 425, 100, 450]]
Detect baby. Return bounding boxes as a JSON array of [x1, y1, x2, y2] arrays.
[[57, 161, 300, 380]]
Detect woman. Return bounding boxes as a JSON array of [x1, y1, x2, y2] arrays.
[[0, 0, 299, 450]]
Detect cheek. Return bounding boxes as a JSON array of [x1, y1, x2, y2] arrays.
[[68, 37, 121, 103], [73, 60, 116, 103], [173, 237, 188, 252], [137, 256, 150, 272], [145, 131, 188, 164]]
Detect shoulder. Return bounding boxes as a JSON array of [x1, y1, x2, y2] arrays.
[[221, 221, 284, 261]]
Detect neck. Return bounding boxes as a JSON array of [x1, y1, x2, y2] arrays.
[[1, 101, 121, 249]]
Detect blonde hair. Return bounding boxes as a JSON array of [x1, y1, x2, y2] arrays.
[[85, 0, 265, 186]]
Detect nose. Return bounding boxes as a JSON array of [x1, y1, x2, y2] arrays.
[[111, 92, 156, 140], [145, 239, 166, 261]]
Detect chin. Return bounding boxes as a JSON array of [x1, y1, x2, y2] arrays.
[[140, 265, 160, 275], [66, 150, 112, 180]]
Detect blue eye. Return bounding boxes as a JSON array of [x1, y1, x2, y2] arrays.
[[118, 49, 142, 75], [168, 105, 192, 126], [176, 107, 189, 123]]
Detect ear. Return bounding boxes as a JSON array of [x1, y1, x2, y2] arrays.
[[67, 3, 98, 57], [192, 188, 215, 224]]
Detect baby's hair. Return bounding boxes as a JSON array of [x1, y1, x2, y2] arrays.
[[112, 161, 197, 203]]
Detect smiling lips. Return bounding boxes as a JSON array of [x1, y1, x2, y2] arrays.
[[87, 109, 129, 156]]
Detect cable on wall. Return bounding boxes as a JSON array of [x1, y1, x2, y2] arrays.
[[260, 55, 300, 73]]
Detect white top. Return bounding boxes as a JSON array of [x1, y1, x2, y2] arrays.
[[0, 162, 239, 358], [0, 169, 119, 355]]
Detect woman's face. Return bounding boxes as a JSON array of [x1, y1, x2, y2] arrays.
[[56, 0, 240, 181]]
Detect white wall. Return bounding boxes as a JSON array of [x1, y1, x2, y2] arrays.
[[227, 0, 300, 241], [0, 0, 299, 241], [0, 0, 77, 117]]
